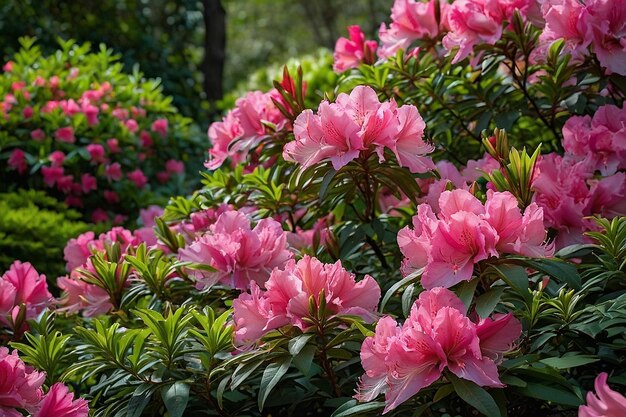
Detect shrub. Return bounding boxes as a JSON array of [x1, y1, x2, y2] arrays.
[[0, 190, 92, 281], [0, 38, 204, 223]]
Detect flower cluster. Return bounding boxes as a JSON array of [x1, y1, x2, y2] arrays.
[[283, 85, 435, 172], [355, 287, 521, 413], [206, 90, 288, 170], [398, 189, 553, 289], [378, 0, 450, 58], [539, 0, 626, 74], [57, 226, 148, 317], [233, 255, 381, 346], [0, 261, 52, 334], [1, 41, 199, 222], [333, 25, 378, 72], [533, 104, 626, 248], [0, 347, 88, 417], [178, 209, 293, 290]]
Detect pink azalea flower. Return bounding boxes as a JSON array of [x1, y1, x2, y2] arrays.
[[105, 163, 122, 182], [443, 0, 503, 63], [585, 0, 626, 75], [579, 372, 626, 417], [91, 209, 109, 223], [233, 256, 381, 346], [34, 383, 88, 417], [378, 0, 450, 59], [356, 288, 520, 413], [86, 144, 106, 164], [205, 111, 244, 170], [81, 101, 99, 126], [125, 118, 138, 132], [165, 159, 185, 174], [0, 262, 52, 330], [333, 25, 378, 72], [41, 166, 64, 187], [80, 173, 97, 193], [178, 210, 293, 290], [54, 127, 76, 143], [60, 99, 80, 117], [31, 129, 45, 141], [106, 138, 120, 153], [0, 347, 45, 413], [63, 231, 96, 271], [103, 190, 119, 204], [112, 108, 129, 121], [8, 149, 27, 174], [284, 85, 434, 171], [48, 151, 65, 167], [3, 61, 14, 72], [127, 169, 148, 189], [139, 131, 153, 148], [151, 118, 168, 136], [57, 272, 113, 317], [22, 106, 33, 119]]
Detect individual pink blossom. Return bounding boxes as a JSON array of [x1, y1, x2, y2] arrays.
[[139, 131, 153, 148], [139, 205, 164, 227], [31, 129, 45, 141], [86, 144, 106, 164], [205, 111, 244, 169], [584, 0, 626, 75], [233, 256, 380, 346], [127, 169, 148, 189], [103, 190, 119, 204], [60, 99, 80, 117], [8, 149, 27, 174], [91, 209, 109, 223], [54, 127, 75, 143], [106, 138, 120, 153], [2, 61, 14, 72], [57, 272, 113, 317], [81, 101, 99, 126], [105, 163, 122, 181], [333, 25, 378, 72], [23, 106, 33, 119], [125, 118, 138, 132], [63, 231, 95, 271], [49, 151, 65, 167], [165, 159, 185, 174], [178, 210, 293, 290], [579, 372, 626, 417], [112, 108, 129, 121], [41, 166, 64, 187], [49, 76, 60, 90], [443, 0, 503, 63], [56, 175, 73, 194], [81, 173, 97, 193], [537, 0, 590, 62], [151, 118, 168, 136], [34, 383, 89, 417], [0, 347, 45, 414], [156, 171, 170, 183], [356, 288, 520, 413], [0, 261, 52, 328], [586, 173, 626, 219], [378, 0, 450, 58], [284, 86, 434, 171]]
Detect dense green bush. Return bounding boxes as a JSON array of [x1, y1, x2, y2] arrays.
[[0, 190, 92, 281]]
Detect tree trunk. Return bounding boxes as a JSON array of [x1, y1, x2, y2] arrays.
[[202, 0, 226, 107]]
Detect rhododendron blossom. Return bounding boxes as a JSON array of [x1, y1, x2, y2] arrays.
[[398, 189, 552, 289], [178, 210, 293, 290], [333, 25, 378, 72], [283, 85, 434, 172], [34, 383, 89, 417], [233, 256, 381, 346], [355, 288, 521, 413], [0, 261, 52, 330], [378, 0, 450, 59], [579, 372, 626, 417], [0, 347, 45, 415]]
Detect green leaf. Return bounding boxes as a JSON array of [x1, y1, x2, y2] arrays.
[[540, 355, 599, 369], [516, 382, 583, 406], [288, 334, 313, 356], [258, 357, 292, 411], [293, 345, 316, 375], [160, 382, 190, 417], [330, 399, 385, 417], [127, 385, 153, 417], [380, 268, 422, 313], [475, 287, 505, 318], [521, 258, 581, 290], [448, 374, 501, 417], [402, 284, 416, 318], [489, 264, 530, 301], [457, 279, 479, 313]]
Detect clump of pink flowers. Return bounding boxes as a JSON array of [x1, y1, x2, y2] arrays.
[[0, 348, 88, 417], [355, 287, 521, 413], [378, 0, 450, 58], [206, 90, 288, 170], [232, 255, 381, 346], [283, 85, 435, 173], [333, 25, 378, 72], [0, 261, 52, 334], [398, 189, 553, 289], [579, 372, 626, 417], [178, 209, 293, 290]]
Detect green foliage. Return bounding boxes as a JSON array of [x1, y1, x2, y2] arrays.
[[0, 189, 91, 280]]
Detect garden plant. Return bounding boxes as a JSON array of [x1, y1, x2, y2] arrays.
[[1, 0, 626, 416]]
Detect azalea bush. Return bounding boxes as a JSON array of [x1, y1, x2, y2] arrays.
[[2, 1, 626, 417], [0, 38, 204, 223]]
